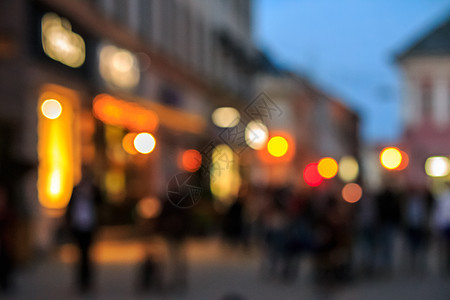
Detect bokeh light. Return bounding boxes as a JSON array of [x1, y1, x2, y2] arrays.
[[181, 149, 202, 172], [41, 99, 62, 119], [425, 156, 450, 177], [267, 136, 289, 157], [211, 144, 241, 204], [303, 163, 323, 187], [338, 156, 359, 182], [380, 147, 402, 170], [122, 133, 138, 155], [99, 45, 140, 89], [137, 197, 161, 219], [41, 13, 85, 68], [211, 107, 240, 128], [396, 150, 409, 171], [245, 120, 268, 150], [93, 94, 159, 132], [342, 183, 363, 203], [317, 157, 338, 179], [133, 132, 156, 154]]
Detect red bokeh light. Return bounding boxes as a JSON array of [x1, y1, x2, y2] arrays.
[[181, 149, 202, 172], [303, 163, 323, 187]]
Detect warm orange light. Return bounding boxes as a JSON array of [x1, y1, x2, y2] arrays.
[[257, 131, 295, 164], [133, 132, 156, 154], [317, 157, 338, 179], [342, 183, 363, 203], [37, 86, 80, 210], [380, 147, 402, 170], [396, 150, 409, 171], [181, 149, 202, 172], [93, 94, 159, 132], [137, 197, 161, 219], [122, 133, 138, 155]]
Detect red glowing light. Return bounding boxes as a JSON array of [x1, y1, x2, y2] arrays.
[[303, 163, 323, 187], [181, 149, 202, 172]]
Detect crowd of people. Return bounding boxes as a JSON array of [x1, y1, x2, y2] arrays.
[[221, 182, 450, 285]]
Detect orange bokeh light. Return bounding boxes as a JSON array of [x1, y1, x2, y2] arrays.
[[396, 150, 409, 171], [342, 183, 363, 203], [317, 157, 338, 179], [93, 94, 159, 132], [181, 149, 202, 172]]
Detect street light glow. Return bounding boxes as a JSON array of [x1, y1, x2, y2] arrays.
[[267, 136, 288, 157], [41, 99, 62, 119], [380, 147, 402, 170], [425, 156, 450, 177], [133, 132, 156, 154]]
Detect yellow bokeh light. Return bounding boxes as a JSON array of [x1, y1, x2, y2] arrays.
[[318, 157, 338, 179], [267, 136, 289, 157], [380, 147, 402, 170], [425, 156, 450, 177], [41, 99, 62, 119], [338, 156, 359, 182], [211, 107, 240, 128], [133, 132, 156, 154], [210, 144, 241, 205]]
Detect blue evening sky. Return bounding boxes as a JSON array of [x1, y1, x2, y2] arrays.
[[254, 0, 450, 145]]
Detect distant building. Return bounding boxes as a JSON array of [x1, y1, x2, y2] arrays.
[[397, 12, 450, 186], [254, 72, 360, 188]]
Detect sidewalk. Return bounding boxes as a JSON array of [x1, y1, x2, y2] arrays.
[[4, 237, 450, 300]]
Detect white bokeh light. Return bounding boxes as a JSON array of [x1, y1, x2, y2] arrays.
[[245, 121, 268, 150], [425, 156, 450, 177]]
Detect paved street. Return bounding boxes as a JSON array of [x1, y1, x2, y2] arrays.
[[2, 235, 450, 300]]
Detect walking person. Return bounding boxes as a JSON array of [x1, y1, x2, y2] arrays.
[[67, 170, 101, 293]]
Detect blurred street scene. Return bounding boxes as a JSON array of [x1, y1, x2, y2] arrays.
[[0, 0, 450, 299]]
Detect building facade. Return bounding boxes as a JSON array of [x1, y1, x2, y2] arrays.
[[397, 13, 450, 186], [0, 0, 261, 253]]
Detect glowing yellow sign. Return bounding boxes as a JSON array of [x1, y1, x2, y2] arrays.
[[41, 13, 85, 68], [37, 85, 80, 210]]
